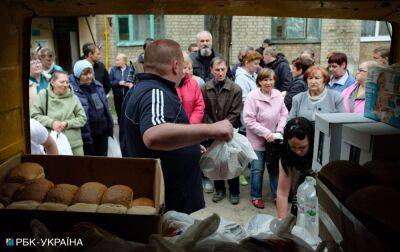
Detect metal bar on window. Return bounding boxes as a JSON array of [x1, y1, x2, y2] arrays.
[[150, 15, 155, 39]]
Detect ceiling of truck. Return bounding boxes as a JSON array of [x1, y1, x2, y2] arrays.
[[16, 0, 400, 22]]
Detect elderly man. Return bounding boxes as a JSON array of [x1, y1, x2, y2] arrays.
[[263, 47, 292, 92], [190, 31, 232, 82], [121, 39, 234, 214], [202, 57, 243, 205]]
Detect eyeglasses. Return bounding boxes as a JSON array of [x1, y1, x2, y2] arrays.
[[357, 68, 367, 73]]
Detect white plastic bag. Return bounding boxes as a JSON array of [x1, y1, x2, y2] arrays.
[[200, 130, 257, 180], [50, 130, 73, 155], [107, 136, 122, 157]]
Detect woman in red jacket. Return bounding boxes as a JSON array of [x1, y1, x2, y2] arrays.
[[176, 52, 205, 124]]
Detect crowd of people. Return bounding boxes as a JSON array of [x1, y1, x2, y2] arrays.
[[28, 31, 390, 217]]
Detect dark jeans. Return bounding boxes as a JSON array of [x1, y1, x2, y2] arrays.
[[84, 133, 108, 156], [113, 94, 124, 126], [251, 151, 279, 200], [214, 176, 240, 195]]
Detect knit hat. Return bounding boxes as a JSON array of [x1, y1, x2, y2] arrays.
[[73, 59, 93, 78]]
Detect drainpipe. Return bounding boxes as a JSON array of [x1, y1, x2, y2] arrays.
[[103, 16, 110, 69]]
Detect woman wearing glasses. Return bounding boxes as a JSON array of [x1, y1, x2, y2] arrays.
[[31, 71, 87, 155], [276, 117, 315, 219], [288, 66, 344, 122], [342, 61, 378, 113]]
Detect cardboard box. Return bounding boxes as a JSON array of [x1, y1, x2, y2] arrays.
[[364, 65, 400, 129], [340, 122, 400, 165], [0, 154, 165, 243], [313, 113, 374, 172]]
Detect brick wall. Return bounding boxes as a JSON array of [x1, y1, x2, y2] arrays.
[[320, 19, 362, 75], [275, 44, 321, 65], [165, 15, 204, 51], [230, 16, 270, 65]]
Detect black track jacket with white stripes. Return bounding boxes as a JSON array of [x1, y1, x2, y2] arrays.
[[121, 73, 204, 214]]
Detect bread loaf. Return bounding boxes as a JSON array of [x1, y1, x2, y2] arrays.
[[7, 200, 40, 210], [37, 202, 68, 211], [7, 162, 45, 183], [131, 197, 154, 207], [0, 182, 25, 205], [16, 178, 54, 202], [101, 185, 133, 207], [97, 203, 127, 214], [67, 203, 98, 213], [46, 184, 79, 205], [127, 206, 157, 215], [73, 182, 107, 204]]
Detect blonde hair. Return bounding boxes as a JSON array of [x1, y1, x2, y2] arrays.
[[116, 53, 128, 64]]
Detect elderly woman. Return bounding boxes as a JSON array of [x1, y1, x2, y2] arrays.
[[276, 117, 315, 219], [342, 61, 378, 113], [31, 71, 87, 155], [244, 68, 288, 208], [38, 47, 63, 75], [327, 52, 356, 93], [109, 53, 133, 125], [29, 54, 50, 108], [288, 66, 344, 122], [176, 52, 205, 124], [69, 60, 114, 156]]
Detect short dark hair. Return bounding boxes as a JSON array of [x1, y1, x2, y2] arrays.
[[210, 57, 226, 69], [328, 52, 348, 68], [188, 43, 198, 52], [292, 57, 314, 74], [50, 70, 68, 82], [373, 46, 390, 58], [263, 38, 271, 45], [82, 42, 98, 57], [256, 68, 276, 87]]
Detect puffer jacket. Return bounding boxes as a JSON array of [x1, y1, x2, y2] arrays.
[[69, 75, 113, 144]]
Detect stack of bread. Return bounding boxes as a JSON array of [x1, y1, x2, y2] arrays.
[[0, 162, 156, 215]]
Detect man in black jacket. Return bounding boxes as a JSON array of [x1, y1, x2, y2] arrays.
[[82, 42, 111, 94], [263, 47, 292, 92], [190, 31, 232, 82], [256, 38, 271, 68]]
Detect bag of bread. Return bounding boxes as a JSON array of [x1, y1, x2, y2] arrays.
[[7, 200, 40, 210], [46, 184, 79, 205], [16, 178, 54, 202], [101, 185, 133, 207], [73, 182, 107, 204], [7, 162, 45, 183]]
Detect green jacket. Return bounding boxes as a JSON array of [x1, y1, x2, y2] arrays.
[[31, 86, 87, 148]]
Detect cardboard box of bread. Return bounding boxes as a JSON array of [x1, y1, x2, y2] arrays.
[[0, 154, 165, 243]]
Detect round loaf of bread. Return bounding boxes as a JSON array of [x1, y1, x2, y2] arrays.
[[97, 203, 127, 214], [67, 203, 98, 213], [7, 200, 40, 210], [37, 202, 68, 211], [16, 178, 54, 202], [73, 182, 107, 204], [101, 185, 133, 207], [0, 182, 25, 205], [46, 184, 79, 205], [7, 162, 45, 183], [131, 197, 154, 207]]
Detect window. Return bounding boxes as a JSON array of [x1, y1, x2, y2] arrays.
[[271, 17, 321, 43], [361, 20, 391, 42], [115, 15, 165, 46]]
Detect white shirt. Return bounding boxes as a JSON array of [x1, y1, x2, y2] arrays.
[[30, 119, 48, 154]]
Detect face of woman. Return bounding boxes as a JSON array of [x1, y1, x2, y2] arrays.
[[30, 59, 42, 75], [51, 74, 70, 96], [183, 61, 193, 75], [307, 70, 325, 95], [245, 60, 260, 74], [115, 56, 126, 68], [288, 136, 310, 157], [79, 68, 94, 85], [355, 62, 369, 85], [259, 76, 275, 94], [328, 62, 346, 78]]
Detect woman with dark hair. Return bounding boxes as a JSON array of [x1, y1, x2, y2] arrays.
[[327, 52, 356, 93], [276, 117, 315, 219]]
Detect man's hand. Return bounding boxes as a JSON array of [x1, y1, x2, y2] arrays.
[[210, 120, 233, 142], [119, 80, 126, 86]]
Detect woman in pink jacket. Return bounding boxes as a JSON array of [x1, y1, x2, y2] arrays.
[[176, 52, 205, 124], [342, 60, 377, 113], [243, 68, 288, 209]]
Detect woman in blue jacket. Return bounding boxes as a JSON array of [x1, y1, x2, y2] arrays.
[[109, 53, 133, 126], [69, 59, 114, 156]]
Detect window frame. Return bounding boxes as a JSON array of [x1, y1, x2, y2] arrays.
[[271, 17, 321, 44], [360, 20, 391, 42], [115, 14, 155, 46]]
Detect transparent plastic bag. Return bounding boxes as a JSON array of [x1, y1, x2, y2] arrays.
[[200, 130, 257, 180], [50, 130, 73, 155], [107, 136, 122, 157]]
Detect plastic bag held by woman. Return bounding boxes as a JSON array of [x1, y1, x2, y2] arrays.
[[200, 130, 257, 180], [107, 137, 122, 157], [50, 131, 73, 155]]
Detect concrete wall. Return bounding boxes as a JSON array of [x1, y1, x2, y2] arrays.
[[30, 18, 55, 53]]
